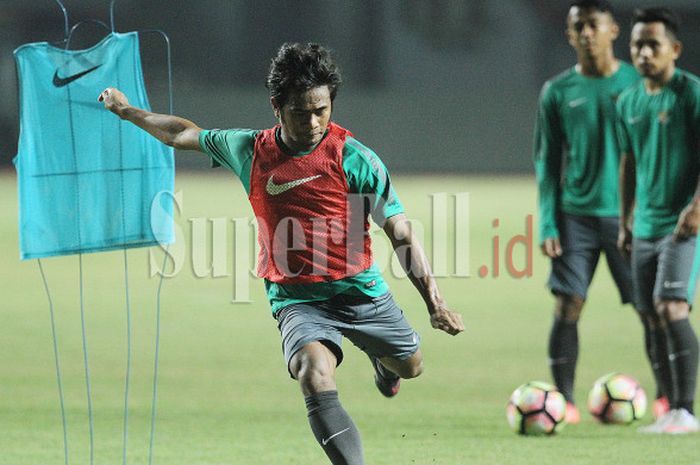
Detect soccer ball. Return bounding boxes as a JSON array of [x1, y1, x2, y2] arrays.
[[587, 373, 647, 424], [506, 381, 566, 435]]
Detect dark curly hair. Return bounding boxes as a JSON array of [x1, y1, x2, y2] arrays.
[[632, 7, 680, 40], [570, 0, 614, 15], [265, 43, 342, 108]]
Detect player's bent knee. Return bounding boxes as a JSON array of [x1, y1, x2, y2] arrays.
[[403, 360, 424, 379], [290, 342, 338, 394], [297, 364, 336, 394], [392, 354, 424, 379], [554, 294, 584, 321], [639, 311, 661, 329], [656, 300, 690, 322]]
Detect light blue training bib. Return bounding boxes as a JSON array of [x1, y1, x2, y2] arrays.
[[14, 32, 174, 260]]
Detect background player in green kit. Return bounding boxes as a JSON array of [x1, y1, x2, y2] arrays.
[[533, 0, 639, 423], [99, 43, 464, 464], [617, 7, 700, 434]]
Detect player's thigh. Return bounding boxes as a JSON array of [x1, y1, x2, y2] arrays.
[[548, 214, 601, 300], [598, 216, 634, 304], [654, 235, 699, 304], [631, 237, 659, 314], [341, 292, 420, 361], [276, 302, 345, 378]]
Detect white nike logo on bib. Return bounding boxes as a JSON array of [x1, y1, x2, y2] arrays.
[[265, 174, 321, 196], [322, 427, 350, 445]]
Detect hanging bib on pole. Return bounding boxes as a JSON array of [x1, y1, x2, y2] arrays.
[[14, 32, 174, 259]]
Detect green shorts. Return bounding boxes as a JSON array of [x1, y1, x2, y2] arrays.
[[275, 292, 420, 376]]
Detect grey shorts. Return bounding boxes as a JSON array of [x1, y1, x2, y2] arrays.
[[548, 214, 633, 303], [275, 292, 420, 376], [631, 234, 700, 314]]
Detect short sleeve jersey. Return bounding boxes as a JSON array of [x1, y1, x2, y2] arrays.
[[199, 127, 405, 314], [533, 62, 640, 241], [616, 69, 700, 239]]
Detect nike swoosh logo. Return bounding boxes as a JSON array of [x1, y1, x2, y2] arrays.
[[567, 97, 588, 108], [628, 116, 642, 125], [52, 65, 102, 87], [265, 174, 321, 196], [321, 427, 350, 446]]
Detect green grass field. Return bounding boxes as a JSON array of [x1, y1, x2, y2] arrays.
[[1, 171, 699, 465]]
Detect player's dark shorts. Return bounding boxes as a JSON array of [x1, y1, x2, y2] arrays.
[[548, 214, 632, 303], [275, 292, 420, 377], [631, 234, 700, 314]]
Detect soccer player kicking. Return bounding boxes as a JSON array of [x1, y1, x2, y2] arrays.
[[533, 0, 640, 424], [617, 7, 700, 434], [99, 43, 464, 463]]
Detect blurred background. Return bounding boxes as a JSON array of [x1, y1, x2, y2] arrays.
[[1, 0, 700, 174]]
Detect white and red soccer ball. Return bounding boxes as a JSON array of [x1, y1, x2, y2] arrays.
[[587, 372, 647, 424], [506, 381, 566, 435]]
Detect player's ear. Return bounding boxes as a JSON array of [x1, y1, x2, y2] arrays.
[[565, 25, 576, 48], [270, 97, 281, 119], [610, 19, 620, 41], [672, 40, 682, 60]]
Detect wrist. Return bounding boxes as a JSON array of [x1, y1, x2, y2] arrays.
[[427, 298, 446, 315], [117, 105, 135, 120]]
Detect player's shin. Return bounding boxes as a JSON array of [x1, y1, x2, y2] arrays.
[[548, 317, 579, 403], [667, 319, 699, 414], [643, 320, 673, 403], [305, 390, 365, 465]]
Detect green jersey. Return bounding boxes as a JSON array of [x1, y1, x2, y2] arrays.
[[534, 62, 640, 241], [199, 127, 404, 314], [616, 69, 700, 239]]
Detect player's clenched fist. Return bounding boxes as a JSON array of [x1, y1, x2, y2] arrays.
[[98, 88, 129, 117], [674, 201, 700, 241], [429, 305, 465, 336]]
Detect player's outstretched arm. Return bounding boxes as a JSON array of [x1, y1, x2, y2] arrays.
[[383, 213, 464, 336], [98, 87, 203, 151], [617, 151, 636, 256]]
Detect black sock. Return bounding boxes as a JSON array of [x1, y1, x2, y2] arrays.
[[305, 391, 364, 465], [667, 319, 699, 415], [642, 321, 673, 400], [548, 318, 578, 403]]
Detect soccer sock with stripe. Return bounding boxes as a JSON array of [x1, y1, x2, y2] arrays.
[[667, 319, 699, 415], [643, 320, 673, 400], [305, 390, 364, 465], [548, 317, 578, 403]]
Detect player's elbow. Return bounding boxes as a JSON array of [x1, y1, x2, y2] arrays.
[[170, 127, 201, 151], [168, 137, 192, 151]]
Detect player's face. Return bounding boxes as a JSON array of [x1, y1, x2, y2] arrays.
[[566, 7, 618, 58], [630, 22, 681, 80], [274, 86, 332, 152]]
